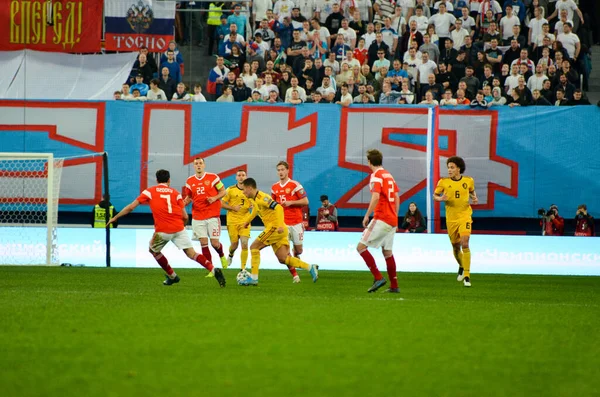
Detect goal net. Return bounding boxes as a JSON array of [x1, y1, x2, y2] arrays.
[[0, 153, 64, 265]]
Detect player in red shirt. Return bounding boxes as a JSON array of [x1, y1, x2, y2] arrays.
[[357, 149, 400, 293], [107, 169, 226, 287], [271, 161, 309, 283], [183, 158, 228, 275]]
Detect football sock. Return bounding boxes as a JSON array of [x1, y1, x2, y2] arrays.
[[453, 247, 463, 267], [463, 248, 471, 277], [201, 245, 212, 262], [228, 246, 236, 258], [193, 253, 214, 272], [359, 249, 383, 280], [214, 243, 225, 258], [240, 248, 248, 270], [385, 255, 398, 289], [285, 256, 309, 271], [153, 252, 175, 277], [250, 249, 260, 280]]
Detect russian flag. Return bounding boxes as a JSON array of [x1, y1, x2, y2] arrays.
[[104, 0, 176, 52]]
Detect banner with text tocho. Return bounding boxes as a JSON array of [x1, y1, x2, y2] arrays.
[[104, 0, 176, 52], [0, 0, 102, 53]]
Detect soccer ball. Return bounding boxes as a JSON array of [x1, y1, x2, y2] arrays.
[[237, 269, 251, 285]]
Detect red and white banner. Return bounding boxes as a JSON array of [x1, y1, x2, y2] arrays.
[[0, 0, 102, 53]]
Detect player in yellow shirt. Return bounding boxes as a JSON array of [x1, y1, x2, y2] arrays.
[[238, 177, 319, 286], [433, 156, 479, 287], [222, 170, 252, 270]]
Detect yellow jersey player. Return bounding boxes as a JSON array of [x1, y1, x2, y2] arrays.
[[433, 156, 478, 287], [222, 170, 253, 270], [237, 177, 319, 286]]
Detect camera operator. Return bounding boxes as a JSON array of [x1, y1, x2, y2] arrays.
[[316, 195, 338, 231], [574, 204, 595, 237], [539, 204, 564, 236]]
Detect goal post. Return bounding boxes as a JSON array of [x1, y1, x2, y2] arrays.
[[0, 153, 64, 265]]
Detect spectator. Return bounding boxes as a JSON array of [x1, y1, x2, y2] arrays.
[[336, 62, 353, 85], [326, 3, 345, 44], [240, 63, 258, 89], [216, 15, 231, 56], [440, 38, 459, 66], [338, 18, 358, 49], [316, 195, 339, 231], [420, 90, 439, 105], [547, 0, 584, 27], [217, 86, 234, 102], [379, 81, 403, 104], [388, 58, 410, 90], [266, 89, 284, 103], [502, 40, 521, 67], [484, 38, 503, 74], [511, 48, 535, 73], [440, 88, 458, 105], [263, 73, 280, 97], [160, 41, 184, 65], [559, 60, 579, 86], [137, 46, 158, 75], [336, 83, 353, 106], [368, 32, 390, 67], [500, 5, 521, 42], [527, 64, 549, 92], [130, 88, 147, 101], [232, 77, 252, 102], [567, 89, 590, 105], [121, 84, 134, 100], [489, 87, 506, 106], [470, 90, 488, 108], [172, 82, 191, 101], [146, 79, 167, 101], [161, 50, 182, 83], [410, 6, 430, 35], [226, 43, 246, 74], [420, 72, 443, 101], [456, 88, 470, 104], [532, 89, 552, 105], [349, 10, 366, 39], [542, 205, 564, 236], [288, 89, 304, 104], [206, 2, 225, 56], [192, 83, 207, 102], [528, 7, 548, 47], [401, 202, 426, 233], [246, 90, 264, 103], [438, 62, 457, 91], [373, 0, 396, 26], [130, 53, 153, 85], [130, 74, 149, 97], [354, 83, 375, 103], [451, 19, 470, 50], [223, 28, 246, 55], [430, 3, 456, 50], [324, 51, 341, 74], [574, 204, 595, 237], [158, 67, 177, 101], [554, 73, 575, 100], [420, 34, 440, 64], [399, 80, 415, 103], [417, 52, 438, 87], [227, 4, 247, 37], [113, 91, 122, 100], [554, 88, 568, 106], [207, 56, 230, 98]]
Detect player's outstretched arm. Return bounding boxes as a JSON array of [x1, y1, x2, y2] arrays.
[[107, 200, 140, 227], [469, 191, 478, 205], [241, 201, 260, 228]]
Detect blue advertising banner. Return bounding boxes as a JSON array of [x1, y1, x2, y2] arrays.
[[0, 101, 599, 220]]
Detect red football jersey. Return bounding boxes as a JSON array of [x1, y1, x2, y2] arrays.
[[370, 168, 399, 227], [271, 179, 307, 226], [183, 173, 223, 220], [137, 184, 185, 234]]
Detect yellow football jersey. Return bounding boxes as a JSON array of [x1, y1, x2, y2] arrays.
[[243, 190, 285, 229], [434, 176, 475, 222], [223, 184, 252, 224]]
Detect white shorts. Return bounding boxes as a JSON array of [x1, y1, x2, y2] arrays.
[[359, 219, 396, 250], [149, 230, 193, 253], [288, 223, 305, 246], [192, 218, 221, 240]]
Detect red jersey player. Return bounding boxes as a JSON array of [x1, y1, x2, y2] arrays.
[[271, 161, 309, 283], [183, 158, 228, 274], [357, 149, 400, 293], [107, 169, 226, 287]]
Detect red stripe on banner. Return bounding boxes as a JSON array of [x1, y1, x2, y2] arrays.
[[104, 33, 175, 52], [0, 0, 102, 53]]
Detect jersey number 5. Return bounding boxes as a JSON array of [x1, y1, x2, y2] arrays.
[[160, 194, 173, 213]]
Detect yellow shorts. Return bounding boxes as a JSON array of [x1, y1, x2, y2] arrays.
[[447, 218, 472, 244], [258, 226, 289, 253], [227, 223, 251, 241]]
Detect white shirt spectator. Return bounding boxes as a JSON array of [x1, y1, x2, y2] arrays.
[[147, 89, 167, 101], [373, 0, 396, 24], [403, 50, 422, 63], [499, 15, 521, 40], [504, 73, 520, 93], [342, 58, 361, 69], [528, 18, 548, 44], [324, 58, 340, 74], [361, 31, 377, 48], [381, 27, 399, 49], [554, 20, 573, 36], [460, 15, 476, 34], [263, 83, 279, 96], [477, 1, 502, 16], [338, 27, 357, 48], [286, 86, 308, 102], [312, 26, 331, 43], [451, 28, 469, 50], [316, 0, 340, 24], [242, 73, 258, 89], [440, 98, 458, 105], [192, 93, 207, 102], [555, 0, 579, 22], [317, 85, 336, 96], [405, 56, 422, 80], [417, 60, 437, 84], [536, 33, 555, 46], [121, 93, 134, 100], [391, 16, 407, 35], [297, 0, 317, 20], [434, 1, 454, 12], [274, 0, 296, 22], [557, 31, 580, 59], [527, 74, 549, 91], [410, 15, 430, 35], [470, 0, 481, 13], [354, 0, 373, 22], [253, 0, 273, 22], [429, 12, 456, 38], [339, 92, 353, 103]]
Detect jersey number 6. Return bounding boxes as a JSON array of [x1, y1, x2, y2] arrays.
[[455, 191, 460, 199]]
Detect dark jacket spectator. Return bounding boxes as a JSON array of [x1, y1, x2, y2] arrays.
[[158, 74, 177, 101], [401, 203, 426, 233]]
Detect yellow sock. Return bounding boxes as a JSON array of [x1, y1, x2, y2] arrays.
[[240, 248, 248, 270], [250, 249, 260, 278], [462, 248, 471, 277], [453, 248, 463, 267], [285, 256, 309, 270]]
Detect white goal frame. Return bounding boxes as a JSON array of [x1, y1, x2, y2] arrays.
[[0, 152, 61, 265]]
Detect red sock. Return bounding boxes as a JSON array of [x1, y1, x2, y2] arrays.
[[214, 243, 225, 258], [385, 255, 398, 289], [287, 265, 298, 277], [153, 252, 174, 275], [202, 245, 212, 262], [193, 253, 214, 271], [359, 249, 383, 280]]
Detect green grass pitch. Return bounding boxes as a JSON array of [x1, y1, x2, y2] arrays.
[[1, 266, 599, 397]]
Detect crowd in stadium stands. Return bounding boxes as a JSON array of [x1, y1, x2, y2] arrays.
[[115, 0, 595, 106]]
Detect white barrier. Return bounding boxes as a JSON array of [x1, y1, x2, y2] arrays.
[[1, 228, 599, 275]]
